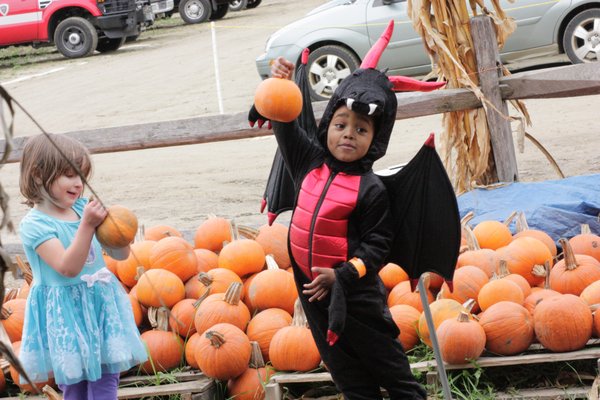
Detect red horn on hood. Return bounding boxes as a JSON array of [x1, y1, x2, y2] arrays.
[[389, 76, 446, 92], [360, 19, 395, 69]]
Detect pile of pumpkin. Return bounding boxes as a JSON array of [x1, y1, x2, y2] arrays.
[[1, 208, 600, 399]]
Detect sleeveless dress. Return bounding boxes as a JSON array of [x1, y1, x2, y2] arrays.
[[18, 198, 147, 385]]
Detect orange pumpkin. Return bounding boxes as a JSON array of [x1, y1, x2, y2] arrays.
[[389, 304, 421, 351], [219, 239, 266, 278], [254, 78, 303, 123], [472, 219, 512, 250], [185, 268, 242, 300], [144, 224, 182, 241], [140, 308, 185, 374], [194, 216, 232, 252], [477, 278, 524, 312], [496, 236, 553, 286], [534, 294, 592, 352], [136, 269, 185, 308], [149, 236, 198, 282], [418, 298, 472, 347], [169, 298, 198, 338], [1, 298, 26, 342], [129, 294, 143, 327], [568, 224, 600, 262], [439, 265, 489, 313], [378, 263, 409, 291], [478, 301, 534, 355], [269, 300, 321, 372], [580, 280, 600, 306], [512, 212, 557, 257], [550, 238, 600, 296], [194, 249, 219, 273], [194, 282, 251, 335], [184, 332, 201, 369], [196, 323, 252, 381], [227, 341, 275, 400], [457, 224, 500, 277], [247, 255, 297, 315], [523, 262, 560, 315], [255, 223, 291, 270], [437, 312, 486, 364], [116, 240, 156, 287], [387, 280, 434, 312], [246, 308, 293, 362], [96, 205, 138, 249]]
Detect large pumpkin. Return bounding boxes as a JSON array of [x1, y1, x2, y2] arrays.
[[496, 236, 553, 286], [196, 323, 252, 381], [143, 224, 182, 241], [512, 212, 557, 257], [246, 308, 293, 362], [149, 236, 198, 282], [168, 298, 198, 338], [136, 268, 185, 308], [568, 224, 600, 262], [269, 300, 320, 372], [478, 301, 534, 355], [116, 239, 156, 287], [387, 280, 434, 312], [185, 268, 242, 300], [194, 249, 219, 273], [194, 216, 232, 252], [227, 341, 274, 400], [389, 304, 421, 351], [437, 312, 486, 364], [549, 238, 600, 296], [379, 263, 409, 291], [96, 205, 138, 249], [184, 332, 201, 369], [472, 219, 512, 250], [140, 307, 185, 374], [457, 224, 500, 277], [418, 298, 472, 347], [439, 265, 489, 313], [219, 239, 266, 278], [254, 78, 303, 123], [194, 282, 251, 335], [255, 223, 291, 270], [247, 255, 297, 315], [1, 298, 26, 342], [534, 294, 593, 352], [477, 277, 524, 312]]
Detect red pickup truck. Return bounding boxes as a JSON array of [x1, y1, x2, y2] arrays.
[[0, 0, 154, 58]]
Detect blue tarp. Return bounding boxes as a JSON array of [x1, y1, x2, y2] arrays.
[[457, 174, 600, 243]]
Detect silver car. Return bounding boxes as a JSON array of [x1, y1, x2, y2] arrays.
[[256, 0, 600, 100]]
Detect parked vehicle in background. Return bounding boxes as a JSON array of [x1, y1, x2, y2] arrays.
[[229, 0, 260, 11], [178, 0, 229, 23], [0, 0, 154, 57], [256, 0, 600, 100]]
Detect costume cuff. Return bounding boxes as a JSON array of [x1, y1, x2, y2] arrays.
[[348, 257, 366, 278], [335, 262, 360, 288]]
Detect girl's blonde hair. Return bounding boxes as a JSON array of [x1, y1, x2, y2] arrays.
[[19, 134, 92, 207]]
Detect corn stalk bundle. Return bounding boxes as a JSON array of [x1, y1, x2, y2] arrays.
[[407, 0, 530, 192]]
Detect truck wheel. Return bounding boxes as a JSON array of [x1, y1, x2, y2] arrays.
[[562, 8, 600, 64], [96, 37, 126, 53], [245, 0, 260, 9], [179, 0, 211, 24], [209, 3, 228, 20], [54, 17, 98, 58], [307, 45, 359, 101], [228, 0, 247, 11]]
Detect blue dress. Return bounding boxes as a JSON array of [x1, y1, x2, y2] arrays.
[[19, 198, 148, 386]]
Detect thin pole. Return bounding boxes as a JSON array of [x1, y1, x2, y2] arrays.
[[418, 275, 453, 399], [210, 21, 224, 114]]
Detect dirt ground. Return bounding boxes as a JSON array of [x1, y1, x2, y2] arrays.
[[1, 0, 599, 258]]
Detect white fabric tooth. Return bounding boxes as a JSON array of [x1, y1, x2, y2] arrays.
[[346, 98, 355, 110], [368, 103, 378, 115]]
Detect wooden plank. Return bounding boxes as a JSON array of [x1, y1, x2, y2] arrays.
[[470, 15, 518, 184], [119, 369, 205, 384], [494, 386, 591, 400]]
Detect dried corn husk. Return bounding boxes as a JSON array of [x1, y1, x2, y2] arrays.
[[408, 0, 530, 192]]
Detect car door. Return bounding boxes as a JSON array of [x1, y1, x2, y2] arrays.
[[0, 0, 40, 45], [365, 0, 431, 76]]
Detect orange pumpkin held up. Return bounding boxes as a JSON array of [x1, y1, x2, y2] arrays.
[[254, 78, 303, 123], [96, 205, 138, 249]]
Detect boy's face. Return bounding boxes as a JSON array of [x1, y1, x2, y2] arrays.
[[327, 105, 375, 163]]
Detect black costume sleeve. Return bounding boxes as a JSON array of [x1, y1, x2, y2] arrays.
[[271, 120, 322, 184]]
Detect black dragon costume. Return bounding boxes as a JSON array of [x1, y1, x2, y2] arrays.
[[249, 20, 461, 400]]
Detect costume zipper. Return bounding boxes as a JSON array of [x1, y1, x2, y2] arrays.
[[307, 171, 337, 280]]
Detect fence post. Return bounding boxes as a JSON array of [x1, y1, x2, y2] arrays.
[[470, 15, 519, 184]]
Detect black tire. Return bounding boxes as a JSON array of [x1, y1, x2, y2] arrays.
[[96, 37, 126, 53], [209, 3, 228, 20], [563, 8, 600, 64], [179, 0, 211, 24], [306, 45, 360, 101], [125, 34, 139, 43], [245, 0, 260, 8], [228, 0, 247, 11], [54, 17, 98, 58]]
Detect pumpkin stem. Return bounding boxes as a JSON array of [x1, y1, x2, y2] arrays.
[[265, 254, 280, 271], [515, 211, 530, 233], [135, 266, 146, 281], [581, 224, 592, 235], [0, 307, 11, 320], [291, 299, 309, 328], [503, 211, 518, 227], [193, 273, 214, 307], [238, 225, 259, 240], [460, 212, 474, 226], [3, 289, 18, 302], [558, 238, 579, 271], [456, 311, 470, 323], [230, 219, 240, 242], [42, 384, 63, 400], [205, 330, 226, 348], [136, 224, 145, 242], [463, 224, 481, 251], [532, 264, 547, 278], [497, 260, 510, 278], [542, 261, 551, 289], [148, 306, 170, 331], [462, 298, 476, 313], [15, 255, 33, 285], [223, 282, 243, 306], [249, 341, 266, 369]]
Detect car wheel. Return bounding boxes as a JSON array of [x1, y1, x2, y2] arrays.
[[96, 37, 126, 53], [306, 45, 360, 101], [125, 34, 140, 43], [179, 0, 211, 24], [209, 3, 228, 20], [54, 17, 98, 58], [245, 0, 261, 9], [563, 8, 600, 64], [229, 0, 247, 11]]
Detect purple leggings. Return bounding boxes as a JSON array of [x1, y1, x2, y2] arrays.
[[58, 373, 120, 400]]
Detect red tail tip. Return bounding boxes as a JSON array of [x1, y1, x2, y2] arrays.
[[260, 198, 267, 213], [327, 330, 339, 346], [425, 133, 435, 148], [301, 48, 309, 65], [267, 212, 277, 226], [410, 278, 419, 292]]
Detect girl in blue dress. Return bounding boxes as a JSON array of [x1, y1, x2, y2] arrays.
[[18, 133, 147, 399]]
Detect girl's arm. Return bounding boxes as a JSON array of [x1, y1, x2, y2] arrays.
[[36, 200, 107, 277]]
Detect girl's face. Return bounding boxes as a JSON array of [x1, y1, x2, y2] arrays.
[[327, 106, 375, 163], [47, 171, 83, 209]]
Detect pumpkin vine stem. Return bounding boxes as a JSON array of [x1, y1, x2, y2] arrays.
[[205, 330, 226, 348], [223, 282, 243, 306], [558, 238, 579, 271]]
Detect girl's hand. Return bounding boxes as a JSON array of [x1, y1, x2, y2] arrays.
[[303, 267, 336, 302], [82, 200, 107, 228], [271, 57, 295, 80]]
